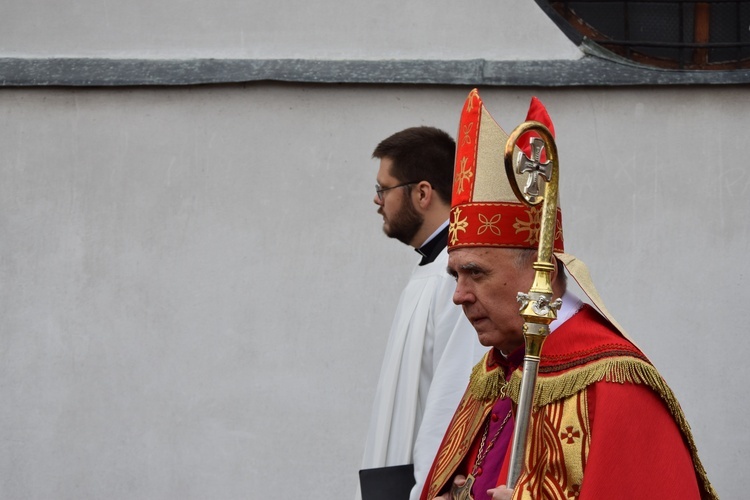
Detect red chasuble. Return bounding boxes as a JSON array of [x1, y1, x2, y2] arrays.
[[420, 305, 717, 500]]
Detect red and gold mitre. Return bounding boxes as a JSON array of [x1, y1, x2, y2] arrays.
[[448, 89, 564, 252], [447, 90, 634, 344]]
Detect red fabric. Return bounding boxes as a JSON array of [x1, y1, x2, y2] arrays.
[[448, 203, 564, 252], [518, 96, 555, 163], [421, 306, 705, 499], [538, 306, 647, 372], [578, 381, 700, 499], [451, 89, 481, 208], [494, 381, 701, 499]]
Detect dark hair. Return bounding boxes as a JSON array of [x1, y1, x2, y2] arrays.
[[372, 126, 455, 205]]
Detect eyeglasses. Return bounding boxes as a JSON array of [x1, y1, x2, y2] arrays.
[[375, 181, 419, 202]]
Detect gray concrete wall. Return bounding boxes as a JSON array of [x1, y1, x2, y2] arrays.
[[1, 0, 747, 497], [1, 84, 746, 499], [0, 0, 579, 60]]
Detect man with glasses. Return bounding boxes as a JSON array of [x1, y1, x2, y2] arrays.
[[358, 127, 483, 500]]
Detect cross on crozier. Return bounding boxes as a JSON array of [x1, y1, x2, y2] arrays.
[[517, 136, 551, 199]]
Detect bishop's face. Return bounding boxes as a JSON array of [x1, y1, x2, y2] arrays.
[[448, 247, 536, 354], [374, 157, 423, 246]]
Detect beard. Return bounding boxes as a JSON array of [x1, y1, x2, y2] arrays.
[[382, 197, 424, 245]]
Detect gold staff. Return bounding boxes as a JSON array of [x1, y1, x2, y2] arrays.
[[503, 121, 561, 489]]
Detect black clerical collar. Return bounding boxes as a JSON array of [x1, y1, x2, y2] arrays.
[[415, 223, 449, 266]]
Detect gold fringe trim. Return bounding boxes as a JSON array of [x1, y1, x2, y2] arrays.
[[468, 353, 507, 402], [506, 356, 718, 500]]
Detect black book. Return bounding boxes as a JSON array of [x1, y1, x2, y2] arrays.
[[359, 464, 416, 500]]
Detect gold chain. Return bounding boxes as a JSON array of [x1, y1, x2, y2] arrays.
[[470, 409, 513, 476]]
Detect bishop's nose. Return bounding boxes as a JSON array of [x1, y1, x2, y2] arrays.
[[453, 282, 475, 306]]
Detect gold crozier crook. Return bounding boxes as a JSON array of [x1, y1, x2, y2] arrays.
[[504, 121, 561, 490]]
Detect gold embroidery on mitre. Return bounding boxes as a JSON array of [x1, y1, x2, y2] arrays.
[[477, 213, 502, 236], [455, 156, 473, 195], [449, 207, 469, 245], [460, 122, 474, 147], [513, 206, 542, 245], [466, 89, 479, 112]]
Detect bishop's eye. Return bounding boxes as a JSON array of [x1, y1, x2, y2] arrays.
[[464, 264, 484, 278]]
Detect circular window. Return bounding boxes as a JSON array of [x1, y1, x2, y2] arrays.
[[538, 0, 750, 70]]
